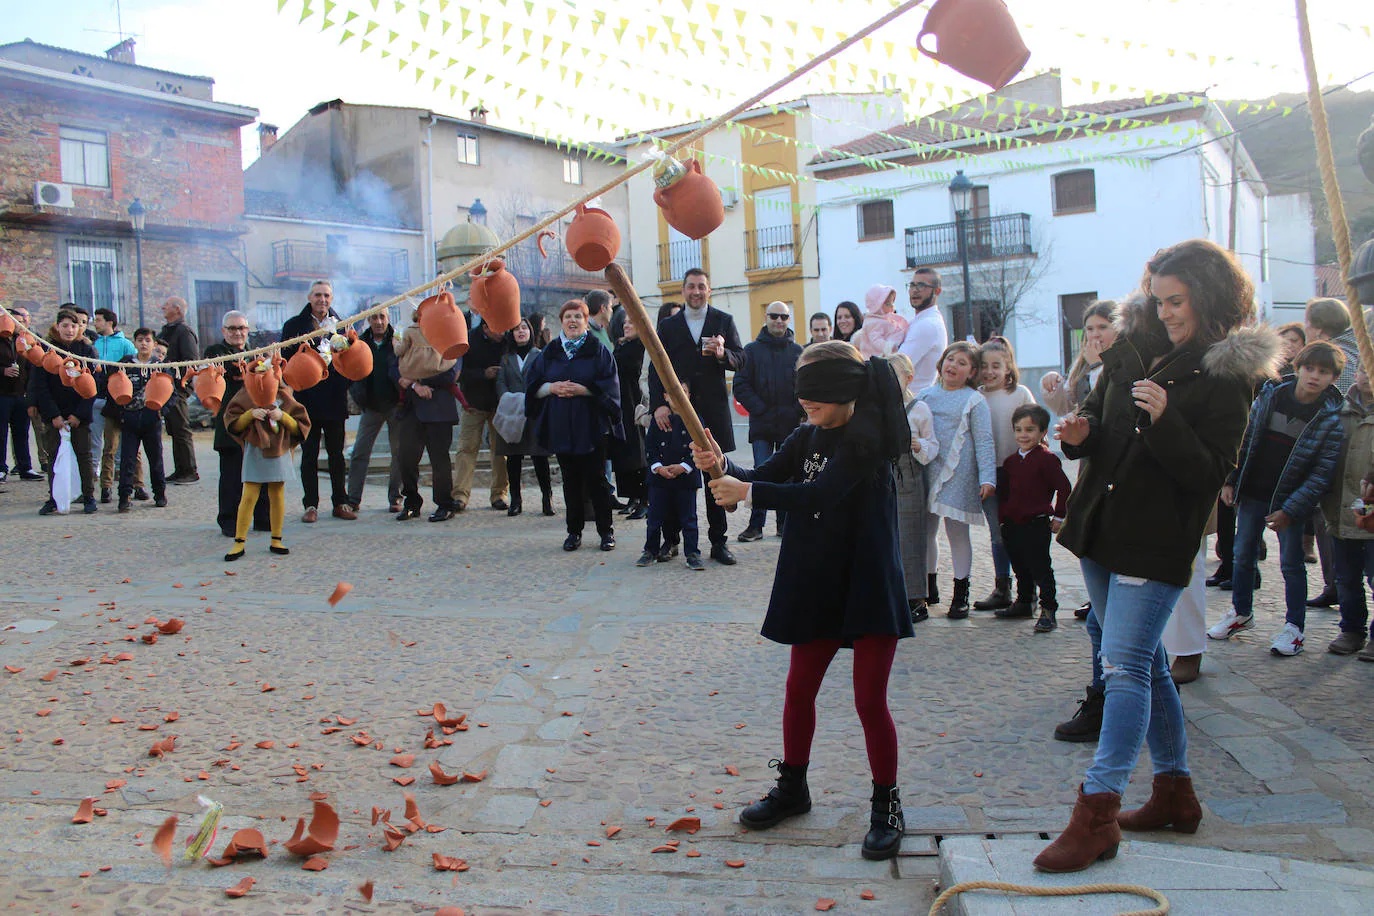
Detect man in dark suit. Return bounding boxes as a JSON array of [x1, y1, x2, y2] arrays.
[[648, 267, 746, 565]]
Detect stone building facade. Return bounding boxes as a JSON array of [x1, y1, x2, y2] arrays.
[[0, 39, 257, 341]]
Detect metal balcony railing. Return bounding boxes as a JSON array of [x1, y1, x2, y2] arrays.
[[904, 213, 1033, 268], [745, 224, 800, 272], [271, 240, 410, 289], [504, 242, 628, 290], [657, 237, 704, 285]]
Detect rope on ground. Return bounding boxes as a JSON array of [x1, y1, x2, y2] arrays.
[[929, 880, 1169, 916], [1295, 0, 1369, 369], [1, 0, 931, 373]]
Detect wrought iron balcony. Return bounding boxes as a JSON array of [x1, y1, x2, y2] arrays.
[[271, 240, 410, 289], [504, 241, 627, 290], [745, 224, 800, 272], [904, 213, 1033, 268], [657, 236, 704, 285]]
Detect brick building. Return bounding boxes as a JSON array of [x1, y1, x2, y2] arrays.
[[0, 39, 257, 341]]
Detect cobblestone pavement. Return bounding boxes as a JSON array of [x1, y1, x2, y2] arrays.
[[0, 434, 1370, 914]]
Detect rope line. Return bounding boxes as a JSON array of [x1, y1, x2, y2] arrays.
[[929, 880, 1169, 916], [0, 0, 931, 375]]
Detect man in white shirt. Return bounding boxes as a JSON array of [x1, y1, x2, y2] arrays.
[[897, 267, 948, 394]]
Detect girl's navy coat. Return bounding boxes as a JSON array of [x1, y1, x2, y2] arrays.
[[525, 337, 623, 455], [725, 424, 913, 645]]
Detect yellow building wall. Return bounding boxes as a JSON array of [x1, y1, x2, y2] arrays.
[[740, 110, 802, 339]]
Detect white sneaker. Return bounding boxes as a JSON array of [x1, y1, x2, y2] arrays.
[[1207, 610, 1254, 640], [1270, 623, 1305, 656]]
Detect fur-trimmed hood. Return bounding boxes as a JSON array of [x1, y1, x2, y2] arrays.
[[1114, 291, 1281, 383]]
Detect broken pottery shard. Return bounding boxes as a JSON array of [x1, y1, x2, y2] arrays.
[[370, 806, 390, 826], [149, 736, 177, 758], [382, 825, 406, 852], [650, 844, 677, 853], [282, 800, 339, 856], [224, 876, 256, 897], [72, 798, 96, 824], [358, 879, 374, 902], [327, 582, 353, 606], [152, 816, 178, 867], [392, 776, 415, 787], [460, 769, 487, 783], [665, 816, 701, 834], [403, 792, 421, 824], [432, 853, 469, 871], [155, 618, 184, 635], [301, 856, 328, 871], [429, 762, 460, 786], [389, 753, 415, 768]]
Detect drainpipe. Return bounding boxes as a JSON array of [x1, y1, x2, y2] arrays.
[[425, 114, 438, 281]]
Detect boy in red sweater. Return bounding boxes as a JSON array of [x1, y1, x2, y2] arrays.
[[996, 404, 1072, 631]]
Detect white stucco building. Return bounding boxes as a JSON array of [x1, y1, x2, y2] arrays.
[[809, 73, 1314, 382]]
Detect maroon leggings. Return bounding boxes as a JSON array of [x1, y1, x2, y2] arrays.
[[782, 635, 899, 784]]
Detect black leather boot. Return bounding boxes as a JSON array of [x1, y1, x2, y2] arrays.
[[739, 759, 811, 829], [973, 576, 1012, 610], [926, 573, 940, 606], [947, 578, 971, 619], [507, 494, 522, 517], [861, 783, 904, 860], [1054, 686, 1105, 742]]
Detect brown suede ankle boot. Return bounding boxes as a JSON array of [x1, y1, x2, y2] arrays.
[[1033, 785, 1122, 873], [1117, 773, 1202, 834]]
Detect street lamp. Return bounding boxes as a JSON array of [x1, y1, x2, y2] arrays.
[[948, 170, 975, 342], [127, 197, 146, 329], [469, 197, 487, 225]]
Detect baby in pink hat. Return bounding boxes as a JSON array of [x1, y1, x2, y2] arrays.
[[851, 284, 909, 358]]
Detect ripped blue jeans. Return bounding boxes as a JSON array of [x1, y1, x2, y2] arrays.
[[1080, 558, 1188, 797]]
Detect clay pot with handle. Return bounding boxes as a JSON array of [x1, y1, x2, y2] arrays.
[[21, 333, 46, 367], [565, 203, 621, 271], [916, 0, 1030, 90], [73, 363, 98, 400], [283, 343, 328, 392], [330, 328, 374, 381], [107, 368, 134, 406], [144, 371, 175, 411], [42, 348, 65, 376], [417, 289, 469, 360], [241, 358, 281, 409], [0, 309, 14, 338], [652, 158, 724, 240], [469, 258, 521, 334], [192, 364, 227, 412], [61, 358, 81, 388]]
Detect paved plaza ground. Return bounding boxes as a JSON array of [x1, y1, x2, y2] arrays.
[[1, 431, 1371, 914]]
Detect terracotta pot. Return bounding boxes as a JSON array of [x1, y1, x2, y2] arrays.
[[0, 309, 14, 338], [283, 344, 328, 392], [107, 368, 134, 406], [331, 329, 374, 381], [417, 289, 469, 360], [61, 358, 80, 388], [470, 259, 521, 334], [193, 364, 227, 412], [42, 348, 65, 376], [21, 334, 46, 367], [652, 158, 724, 240], [73, 365, 97, 400], [242, 359, 280, 408], [916, 0, 1030, 90], [144, 372, 175, 411], [565, 203, 621, 271]]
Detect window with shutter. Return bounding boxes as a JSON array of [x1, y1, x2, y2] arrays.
[[857, 200, 894, 241], [1053, 170, 1096, 215]]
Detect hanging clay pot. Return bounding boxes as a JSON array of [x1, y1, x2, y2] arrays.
[[0, 309, 14, 338], [470, 259, 521, 334], [330, 328, 374, 381], [652, 158, 725, 241], [417, 289, 469, 360], [565, 203, 621, 271], [61, 358, 81, 388], [283, 344, 327, 392], [193, 364, 227, 412], [916, 0, 1030, 91], [42, 348, 65, 376], [144, 372, 175, 411], [73, 364, 97, 400], [21, 334, 46, 367], [242, 359, 280, 408], [107, 368, 134, 406]]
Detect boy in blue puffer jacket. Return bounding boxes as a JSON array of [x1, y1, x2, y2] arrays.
[[1209, 341, 1345, 656]]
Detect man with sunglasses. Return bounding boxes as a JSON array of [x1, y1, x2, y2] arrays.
[[897, 267, 948, 394], [731, 301, 805, 542]]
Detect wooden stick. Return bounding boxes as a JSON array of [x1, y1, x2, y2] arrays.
[[604, 262, 724, 482]]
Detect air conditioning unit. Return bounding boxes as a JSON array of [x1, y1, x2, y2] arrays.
[[34, 181, 74, 209], [721, 188, 739, 210]]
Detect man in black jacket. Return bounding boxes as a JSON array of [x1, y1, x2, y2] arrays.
[[648, 267, 746, 564], [452, 316, 509, 511], [281, 280, 356, 522], [732, 301, 804, 542], [0, 305, 43, 483], [204, 310, 269, 537], [158, 296, 200, 483], [346, 309, 402, 513], [32, 308, 100, 514]]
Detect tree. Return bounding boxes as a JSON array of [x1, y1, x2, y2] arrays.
[[946, 221, 1055, 341]]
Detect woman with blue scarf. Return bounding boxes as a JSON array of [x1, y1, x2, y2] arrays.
[[525, 299, 624, 551]]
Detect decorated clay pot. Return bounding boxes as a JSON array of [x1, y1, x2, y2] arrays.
[[192, 364, 227, 413], [107, 368, 134, 406], [565, 203, 621, 271], [283, 344, 328, 392], [469, 258, 521, 334], [331, 328, 374, 381], [916, 0, 1030, 90], [61, 358, 81, 388], [417, 289, 469, 360], [42, 348, 65, 376], [73, 365, 98, 400], [144, 372, 175, 411], [242, 358, 280, 408], [652, 158, 724, 240], [0, 309, 14, 338], [21, 334, 46, 367]]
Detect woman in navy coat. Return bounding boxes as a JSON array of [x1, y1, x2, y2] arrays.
[[388, 327, 460, 523], [693, 341, 913, 861], [526, 299, 623, 551]]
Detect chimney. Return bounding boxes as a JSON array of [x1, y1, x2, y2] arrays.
[[105, 38, 136, 65], [469, 105, 488, 124], [258, 123, 279, 153]]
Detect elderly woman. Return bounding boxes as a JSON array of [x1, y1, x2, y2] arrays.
[[526, 299, 624, 551], [1036, 239, 1278, 874], [388, 318, 460, 522]]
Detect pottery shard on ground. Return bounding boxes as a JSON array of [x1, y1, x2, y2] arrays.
[[282, 800, 339, 856]]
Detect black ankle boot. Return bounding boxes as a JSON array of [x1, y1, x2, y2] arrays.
[[542, 491, 555, 516], [926, 573, 940, 606], [947, 578, 971, 619], [1054, 686, 1105, 742], [739, 759, 811, 830], [507, 494, 522, 517], [973, 576, 1012, 610], [861, 783, 904, 860]]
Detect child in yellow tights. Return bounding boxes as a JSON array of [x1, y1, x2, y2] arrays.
[[223, 384, 311, 561]]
